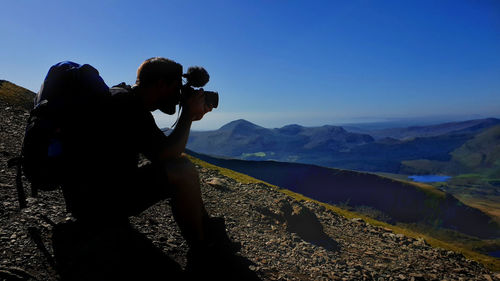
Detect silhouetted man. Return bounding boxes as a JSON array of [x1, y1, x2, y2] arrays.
[[61, 57, 237, 266]]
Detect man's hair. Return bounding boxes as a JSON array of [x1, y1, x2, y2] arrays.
[[136, 57, 182, 88]]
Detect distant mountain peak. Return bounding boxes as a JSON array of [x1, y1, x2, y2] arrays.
[[218, 119, 263, 131], [484, 117, 500, 122], [281, 124, 302, 128], [278, 124, 304, 134], [321, 125, 347, 131]]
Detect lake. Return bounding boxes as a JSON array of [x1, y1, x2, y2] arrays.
[[408, 175, 451, 183]]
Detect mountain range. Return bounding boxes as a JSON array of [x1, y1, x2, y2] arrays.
[[188, 118, 500, 174], [189, 119, 374, 161], [345, 118, 500, 140]]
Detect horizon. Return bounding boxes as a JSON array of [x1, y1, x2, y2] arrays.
[[2, 0, 499, 130], [180, 115, 500, 131]]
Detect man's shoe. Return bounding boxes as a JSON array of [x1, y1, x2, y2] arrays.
[[184, 217, 242, 279], [185, 242, 260, 281], [203, 217, 241, 253]]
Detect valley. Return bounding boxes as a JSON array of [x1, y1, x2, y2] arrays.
[[187, 118, 500, 225], [185, 117, 500, 259]]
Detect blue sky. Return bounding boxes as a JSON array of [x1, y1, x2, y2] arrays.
[[1, 0, 499, 130]]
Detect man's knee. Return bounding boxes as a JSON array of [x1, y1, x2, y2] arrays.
[[163, 155, 199, 186]]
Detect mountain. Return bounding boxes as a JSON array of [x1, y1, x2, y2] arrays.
[[0, 80, 35, 110], [188, 119, 374, 162], [218, 118, 265, 132], [347, 118, 500, 140], [188, 119, 277, 156], [402, 125, 500, 177], [321, 131, 475, 172], [187, 149, 500, 239], [451, 125, 500, 177]]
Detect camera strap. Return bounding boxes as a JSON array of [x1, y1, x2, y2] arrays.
[[165, 105, 182, 132]]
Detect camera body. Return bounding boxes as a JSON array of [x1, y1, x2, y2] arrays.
[[180, 86, 219, 109], [180, 66, 219, 108]]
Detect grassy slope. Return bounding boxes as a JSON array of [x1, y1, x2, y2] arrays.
[[187, 155, 500, 272], [457, 195, 500, 224], [451, 125, 500, 178], [403, 125, 500, 178], [0, 80, 35, 110]]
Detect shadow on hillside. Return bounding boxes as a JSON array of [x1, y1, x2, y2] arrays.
[[256, 201, 341, 252], [282, 203, 341, 252], [51, 220, 262, 281]]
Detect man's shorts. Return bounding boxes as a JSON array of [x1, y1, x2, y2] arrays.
[[62, 162, 173, 222]]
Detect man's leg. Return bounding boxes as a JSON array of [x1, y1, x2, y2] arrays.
[[164, 155, 209, 245]]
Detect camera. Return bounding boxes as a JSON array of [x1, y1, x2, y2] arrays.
[[180, 66, 219, 108]]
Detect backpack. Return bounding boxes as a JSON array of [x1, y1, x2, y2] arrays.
[[9, 61, 110, 208]]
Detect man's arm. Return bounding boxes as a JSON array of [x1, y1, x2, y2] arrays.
[[157, 90, 212, 160]]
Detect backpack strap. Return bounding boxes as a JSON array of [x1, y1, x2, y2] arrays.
[[7, 156, 27, 209]]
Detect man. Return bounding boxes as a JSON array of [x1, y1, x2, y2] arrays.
[[61, 57, 235, 258]]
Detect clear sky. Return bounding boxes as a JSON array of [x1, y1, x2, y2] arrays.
[[1, 0, 499, 130]]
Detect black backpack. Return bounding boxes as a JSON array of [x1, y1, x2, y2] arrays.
[[9, 61, 110, 208]]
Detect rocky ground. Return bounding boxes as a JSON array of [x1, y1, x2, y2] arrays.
[[2, 100, 500, 280]]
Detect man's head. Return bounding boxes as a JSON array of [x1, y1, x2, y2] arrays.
[[136, 57, 183, 114]]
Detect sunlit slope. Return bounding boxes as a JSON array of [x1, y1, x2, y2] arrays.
[[187, 154, 500, 272], [402, 125, 500, 178], [187, 149, 500, 239], [451, 125, 500, 178], [0, 80, 35, 110]]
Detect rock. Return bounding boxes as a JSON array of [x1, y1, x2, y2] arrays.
[[205, 177, 233, 192], [351, 217, 363, 223], [412, 238, 428, 247]]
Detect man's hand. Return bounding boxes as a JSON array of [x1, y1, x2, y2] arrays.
[[184, 89, 213, 121]]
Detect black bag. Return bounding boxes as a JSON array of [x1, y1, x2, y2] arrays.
[[10, 61, 110, 208]]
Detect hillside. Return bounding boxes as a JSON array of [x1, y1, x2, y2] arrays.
[[187, 150, 500, 239], [402, 125, 500, 177], [2, 83, 500, 279], [0, 80, 35, 110], [450, 125, 500, 178]]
